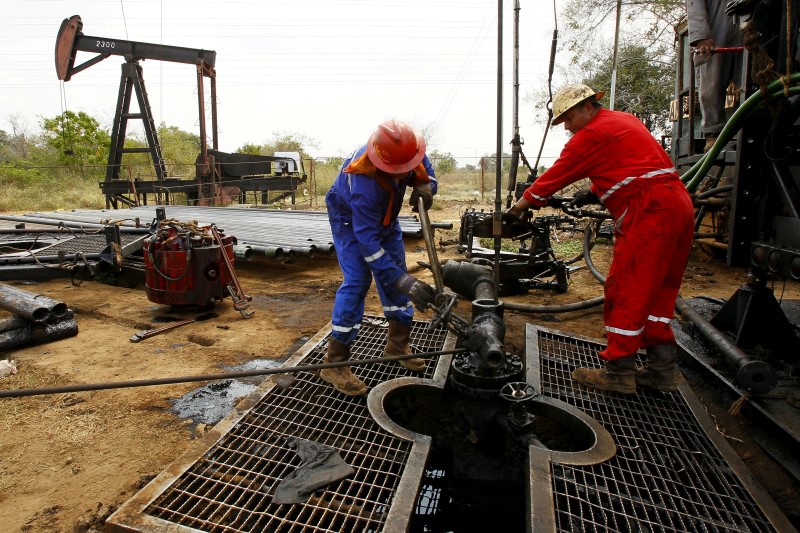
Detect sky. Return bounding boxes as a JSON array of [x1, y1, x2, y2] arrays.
[[2, 0, 577, 167]]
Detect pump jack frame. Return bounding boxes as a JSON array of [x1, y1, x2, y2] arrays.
[[55, 15, 306, 209]]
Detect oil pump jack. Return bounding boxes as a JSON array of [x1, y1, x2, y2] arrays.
[[55, 15, 306, 209]]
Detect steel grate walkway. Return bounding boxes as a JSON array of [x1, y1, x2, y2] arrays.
[[527, 324, 793, 533], [109, 320, 794, 532], [108, 316, 447, 532]]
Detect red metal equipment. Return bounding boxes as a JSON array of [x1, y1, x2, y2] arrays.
[[143, 223, 247, 312]]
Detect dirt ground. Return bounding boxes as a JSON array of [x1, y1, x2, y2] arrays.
[[0, 201, 798, 532]]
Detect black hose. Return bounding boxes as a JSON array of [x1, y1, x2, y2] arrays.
[[583, 220, 607, 285], [504, 295, 605, 314], [693, 295, 728, 306], [697, 184, 733, 199]]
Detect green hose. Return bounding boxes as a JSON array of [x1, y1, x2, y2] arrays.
[[680, 74, 800, 192]]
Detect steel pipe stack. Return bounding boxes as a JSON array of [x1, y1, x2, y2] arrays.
[[0, 283, 78, 352], [0, 205, 449, 262]]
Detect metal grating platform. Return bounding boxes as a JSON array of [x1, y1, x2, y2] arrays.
[[107, 316, 448, 532], [108, 319, 795, 532], [526, 324, 795, 533], [0, 232, 143, 257]]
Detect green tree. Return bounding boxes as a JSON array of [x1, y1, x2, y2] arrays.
[[561, 0, 684, 57], [237, 131, 318, 161], [428, 150, 457, 174], [237, 143, 264, 156], [316, 157, 344, 170], [528, 0, 684, 137], [158, 124, 202, 177], [41, 110, 110, 178], [480, 152, 513, 173], [581, 42, 675, 135]]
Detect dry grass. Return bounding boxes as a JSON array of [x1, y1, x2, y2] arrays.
[[0, 179, 104, 212]]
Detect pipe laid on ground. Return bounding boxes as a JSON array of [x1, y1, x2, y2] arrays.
[[0, 283, 70, 318], [0, 347, 466, 398], [674, 297, 777, 393], [0, 316, 78, 353], [0, 316, 29, 334], [0, 285, 50, 323]]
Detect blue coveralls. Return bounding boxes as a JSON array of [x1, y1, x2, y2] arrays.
[[325, 145, 437, 345]]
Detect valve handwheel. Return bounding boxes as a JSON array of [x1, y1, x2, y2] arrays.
[[500, 381, 537, 402]]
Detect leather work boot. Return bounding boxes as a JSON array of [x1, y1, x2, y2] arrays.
[[571, 356, 637, 394], [636, 344, 679, 392], [385, 320, 426, 372], [319, 337, 368, 396], [703, 135, 718, 153]]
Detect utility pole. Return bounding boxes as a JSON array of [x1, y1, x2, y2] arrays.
[[610, 0, 623, 110]]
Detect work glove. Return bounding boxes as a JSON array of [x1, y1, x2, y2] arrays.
[[396, 273, 437, 310], [502, 209, 522, 224], [409, 183, 434, 213], [547, 195, 567, 208], [572, 189, 600, 207]]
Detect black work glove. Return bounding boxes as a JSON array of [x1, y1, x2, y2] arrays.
[[396, 273, 436, 310], [502, 210, 522, 224], [409, 183, 434, 213], [572, 189, 600, 207], [547, 195, 567, 208]]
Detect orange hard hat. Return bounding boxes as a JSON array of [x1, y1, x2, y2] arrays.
[[366, 119, 426, 174]]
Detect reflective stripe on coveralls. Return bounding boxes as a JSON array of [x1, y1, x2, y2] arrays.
[[527, 167, 678, 204], [600, 167, 677, 202]]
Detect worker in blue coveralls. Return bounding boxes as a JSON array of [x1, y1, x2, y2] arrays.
[[322, 119, 438, 396]]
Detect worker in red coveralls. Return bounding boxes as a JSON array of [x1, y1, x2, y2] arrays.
[[506, 84, 695, 395]]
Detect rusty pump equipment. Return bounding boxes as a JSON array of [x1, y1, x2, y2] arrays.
[[55, 15, 306, 209]]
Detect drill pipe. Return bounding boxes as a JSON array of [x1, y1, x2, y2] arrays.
[[0, 283, 70, 318], [232, 245, 254, 261], [674, 297, 777, 393], [0, 316, 30, 333], [0, 347, 466, 398], [0, 316, 78, 353], [0, 285, 51, 323], [0, 214, 148, 233], [6, 206, 440, 261]]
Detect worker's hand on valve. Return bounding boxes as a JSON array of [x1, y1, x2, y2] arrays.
[[692, 38, 715, 66], [501, 209, 522, 224], [572, 189, 600, 207], [396, 273, 436, 310], [546, 195, 567, 208], [409, 183, 434, 213], [694, 38, 715, 56]]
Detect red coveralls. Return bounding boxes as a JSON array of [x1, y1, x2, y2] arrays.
[[522, 108, 695, 360]]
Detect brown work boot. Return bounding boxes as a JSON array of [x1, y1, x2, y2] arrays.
[[636, 345, 679, 392], [385, 320, 426, 372], [319, 337, 368, 396], [703, 135, 718, 153], [572, 356, 637, 394]]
